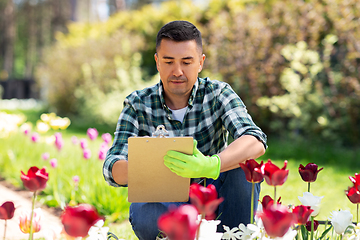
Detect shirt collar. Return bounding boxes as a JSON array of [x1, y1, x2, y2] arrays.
[[159, 78, 199, 109]]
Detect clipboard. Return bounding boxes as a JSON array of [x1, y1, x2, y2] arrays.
[[128, 125, 193, 202]]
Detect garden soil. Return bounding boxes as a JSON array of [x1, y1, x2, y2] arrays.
[[0, 179, 63, 240]]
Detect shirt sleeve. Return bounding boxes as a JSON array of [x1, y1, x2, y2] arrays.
[[102, 99, 139, 187], [218, 84, 268, 149]]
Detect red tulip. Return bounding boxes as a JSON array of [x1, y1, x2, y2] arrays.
[[306, 219, 319, 231], [299, 163, 323, 182], [261, 160, 289, 186], [158, 204, 199, 240], [350, 173, 360, 191], [189, 183, 223, 220], [0, 201, 15, 220], [346, 186, 360, 204], [20, 166, 49, 192], [260, 195, 281, 210], [292, 205, 313, 225], [239, 159, 264, 183], [61, 204, 103, 237], [259, 204, 294, 238]]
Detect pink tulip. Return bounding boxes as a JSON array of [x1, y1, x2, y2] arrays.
[[24, 129, 30, 135], [98, 148, 107, 160], [73, 175, 80, 188], [50, 158, 58, 168], [71, 136, 79, 145], [54, 132, 64, 151], [83, 149, 91, 159], [87, 128, 98, 140], [42, 152, 50, 161], [31, 132, 39, 142], [101, 133, 112, 144], [80, 139, 88, 149], [72, 175, 80, 184]]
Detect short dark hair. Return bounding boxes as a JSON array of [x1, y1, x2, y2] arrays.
[[156, 20, 202, 52]]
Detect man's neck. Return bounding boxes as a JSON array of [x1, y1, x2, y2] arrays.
[[164, 94, 189, 110]]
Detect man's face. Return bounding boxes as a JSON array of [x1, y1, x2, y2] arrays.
[[155, 39, 205, 106]]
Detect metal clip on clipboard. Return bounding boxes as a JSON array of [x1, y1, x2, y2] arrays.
[[152, 125, 169, 138]]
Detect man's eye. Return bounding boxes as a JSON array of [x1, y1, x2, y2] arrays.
[[183, 62, 191, 65], [165, 62, 173, 64]]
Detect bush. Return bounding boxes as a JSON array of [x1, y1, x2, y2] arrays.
[[36, 0, 360, 145]]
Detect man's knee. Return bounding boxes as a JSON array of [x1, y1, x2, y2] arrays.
[[129, 203, 171, 240]]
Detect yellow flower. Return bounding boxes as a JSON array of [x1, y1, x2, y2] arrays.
[[36, 120, 50, 133], [41, 112, 57, 123], [19, 208, 42, 234], [49, 117, 71, 130]]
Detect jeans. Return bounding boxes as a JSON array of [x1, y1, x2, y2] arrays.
[[129, 167, 261, 240]]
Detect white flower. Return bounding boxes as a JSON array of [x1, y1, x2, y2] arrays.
[[222, 225, 241, 240], [238, 223, 256, 240], [260, 228, 297, 240], [86, 220, 109, 240], [348, 223, 360, 240], [298, 192, 323, 216], [276, 228, 298, 240], [197, 218, 223, 240], [329, 210, 353, 234], [43, 226, 62, 240]]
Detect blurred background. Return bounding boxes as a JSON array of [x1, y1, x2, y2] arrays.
[[0, 1, 359, 237], [0, 0, 359, 146]]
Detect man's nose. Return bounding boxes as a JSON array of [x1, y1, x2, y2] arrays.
[[172, 63, 183, 77]]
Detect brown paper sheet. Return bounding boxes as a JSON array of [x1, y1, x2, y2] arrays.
[[128, 136, 193, 202]]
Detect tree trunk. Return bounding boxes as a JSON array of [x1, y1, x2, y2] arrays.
[[115, 0, 126, 10], [3, 0, 15, 78], [24, 1, 37, 78]]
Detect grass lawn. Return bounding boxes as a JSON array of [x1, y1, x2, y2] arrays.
[[1, 108, 360, 239]]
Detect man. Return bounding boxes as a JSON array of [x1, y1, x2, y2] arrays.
[[103, 20, 267, 239]]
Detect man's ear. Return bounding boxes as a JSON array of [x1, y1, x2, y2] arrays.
[[198, 54, 206, 73], [154, 53, 159, 71]]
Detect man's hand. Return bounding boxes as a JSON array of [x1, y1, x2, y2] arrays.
[[163, 140, 221, 179]]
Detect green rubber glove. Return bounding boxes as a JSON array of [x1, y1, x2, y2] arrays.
[[163, 140, 221, 179]]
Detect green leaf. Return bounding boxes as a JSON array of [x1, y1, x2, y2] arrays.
[[317, 225, 333, 240], [301, 225, 308, 240]]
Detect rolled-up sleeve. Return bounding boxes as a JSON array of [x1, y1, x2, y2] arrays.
[[219, 85, 267, 149], [103, 100, 139, 187]]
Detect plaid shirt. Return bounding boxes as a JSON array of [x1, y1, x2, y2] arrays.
[[103, 77, 267, 187]]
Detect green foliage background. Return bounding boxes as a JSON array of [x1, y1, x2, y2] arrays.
[[36, 0, 360, 145]]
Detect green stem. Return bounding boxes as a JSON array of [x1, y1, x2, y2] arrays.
[[308, 182, 311, 193], [251, 183, 255, 224], [310, 216, 314, 240], [357, 204, 359, 224], [196, 213, 205, 240], [274, 186, 277, 204], [3, 220, 7, 240], [29, 191, 37, 240]]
